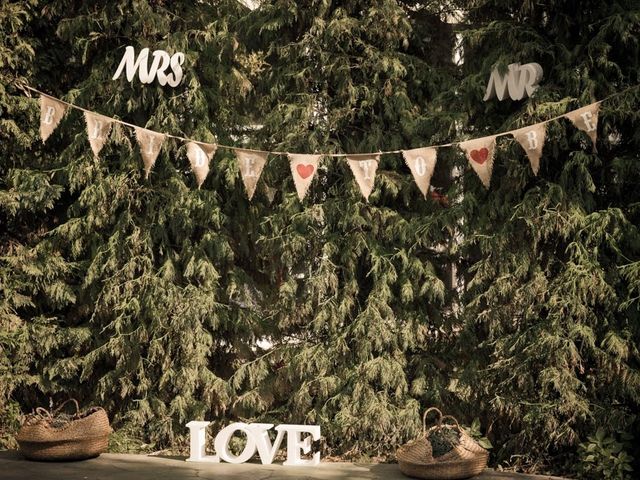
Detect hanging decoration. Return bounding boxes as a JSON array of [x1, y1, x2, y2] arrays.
[[402, 147, 438, 198], [235, 149, 268, 200], [565, 103, 600, 150], [347, 154, 380, 201], [27, 85, 625, 201], [112, 46, 185, 88], [135, 127, 166, 179], [39, 96, 67, 142], [186, 141, 217, 188], [84, 112, 113, 158], [512, 123, 547, 175], [483, 62, 543, 101], [289, 153, 321, 201], [459, 136, 497, 188]]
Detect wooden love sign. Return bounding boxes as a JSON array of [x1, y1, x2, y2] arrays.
[[186, 421, 321, 466]]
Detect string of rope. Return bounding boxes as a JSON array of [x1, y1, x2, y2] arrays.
[[21, 84, 640, 158]]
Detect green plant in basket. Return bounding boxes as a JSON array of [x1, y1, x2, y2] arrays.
[[428, 427, 461, 457]]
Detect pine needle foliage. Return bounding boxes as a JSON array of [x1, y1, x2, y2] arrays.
[[452, 0, 640, 472], [0, 1, 639, 476]]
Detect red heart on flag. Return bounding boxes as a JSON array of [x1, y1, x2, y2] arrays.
[[470, 148, 489, 164], [296, 164, 315, 179]]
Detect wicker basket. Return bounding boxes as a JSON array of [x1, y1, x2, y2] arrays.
[[397, 407, 489, 479], [16, 399, 112, 461]]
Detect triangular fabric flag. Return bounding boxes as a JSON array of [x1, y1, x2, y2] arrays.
[[512, 123, 547, 175], [565, 103, 599, 150], [402, 147, 437, 198], [459, 136, 497, 188], [186, 141, 217, 188], [40, 95, 67, 143], [288, 153, 321, 201], [347, 154, 380, 201], [135, 127, 165, 178], [84, 111, 113, 157], [235, 149, 268, 200]]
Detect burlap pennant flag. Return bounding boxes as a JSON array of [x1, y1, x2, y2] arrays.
[[135, 127, 165, 178], [347, 154, 380, 201], [402, 147, 437, 198], [512, 123, 547, 175], [565, 103, 599, 149], [235, 149, 268, 200], [288, 153, 321, 201], [186, 141, 217, 188], [40, 95, 68, 143], [84, 111, 113, 157], [459, 136, 497, 188]]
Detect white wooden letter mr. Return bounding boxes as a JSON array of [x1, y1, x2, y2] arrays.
[[483, 62, 543, 101]]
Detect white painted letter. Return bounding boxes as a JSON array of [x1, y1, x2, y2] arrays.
[[91, 121, 104, 140], [167, 52, 185, 88], [414, 156, 427, 176], [360, 160, 373, 180], [521, 62, 543, 97], [244, 156, 257, 177], [195, 148, 207, 167], [150, 50, 171, 86], [112, 46, 151, 82], [247, 423, 287, 465], [483, 67, 510, 101], [214, 423, 258, 464], [580, 111, 596, 131], [43, 106, 56, 125], [146, 134, 156, 154], [278, 424, 321, 466], [186, 421, 219, 463], [526, 130, 538, 150]]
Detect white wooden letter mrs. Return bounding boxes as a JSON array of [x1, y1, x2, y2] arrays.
[[113, 46, 184, 87]]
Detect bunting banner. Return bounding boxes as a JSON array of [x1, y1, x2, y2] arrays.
[[512, 123, 547, 175], [186, 141, 217, 188], [84, 111, 113, 158], [288, 153, 321, 201], [347, 154, 380, 201], [402, 147, 437, 198], [40, 95, 67, 142], [235, 149, 268, 200], [459, 136, 497, 188], [564, 102, 599, 150], [135, 127, 166, 178], [22, 86, 632, 202]]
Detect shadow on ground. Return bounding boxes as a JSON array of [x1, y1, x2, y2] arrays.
[[0, 450, 568, 480]]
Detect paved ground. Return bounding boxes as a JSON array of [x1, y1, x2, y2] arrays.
[[0, 450, 569, 480]]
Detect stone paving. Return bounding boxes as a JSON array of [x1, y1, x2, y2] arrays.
[[0, 450, 569, 480]]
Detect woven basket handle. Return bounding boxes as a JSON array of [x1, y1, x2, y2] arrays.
[[34, 407, 53, 420], [52, 398, 81, 417], [440, 414, 463, 433], [422, 407, 444, 435]]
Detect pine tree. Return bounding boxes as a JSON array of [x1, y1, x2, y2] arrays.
[[1, 1, 639, 476], [452, 0, 640, 472], [1, 0, 459, 455], [1, 0, 266, 448], [230, 0, 459, 456]]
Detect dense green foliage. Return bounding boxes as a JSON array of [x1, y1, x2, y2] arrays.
[[454, 0, 640, 473], [1, 1, 639, 477]]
